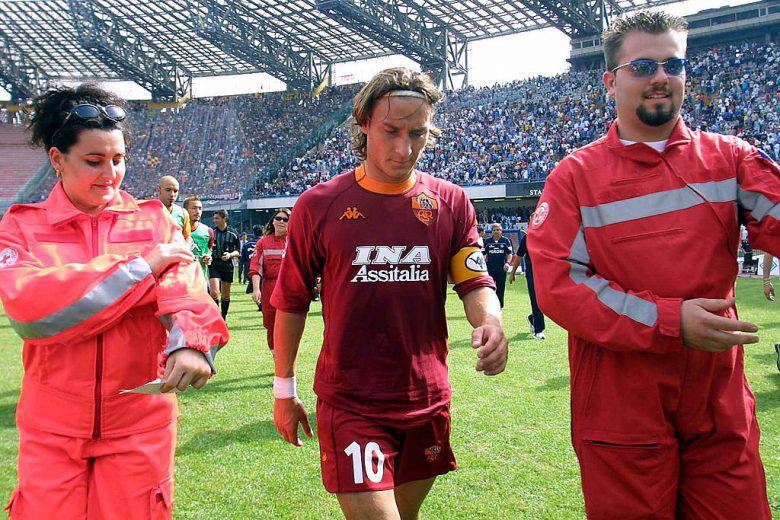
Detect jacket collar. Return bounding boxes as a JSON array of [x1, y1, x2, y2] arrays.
[[43, 182, 140, 226], [606, 117, 692, 164]]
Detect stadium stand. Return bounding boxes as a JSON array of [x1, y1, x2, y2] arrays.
[[263, 40, 779, 196], [14, 41, 780, 207], [0, 124, 47, 205]]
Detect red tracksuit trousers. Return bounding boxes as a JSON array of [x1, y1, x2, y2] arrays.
[[571, 344, 770, 519], [5, 422, 176, 519]]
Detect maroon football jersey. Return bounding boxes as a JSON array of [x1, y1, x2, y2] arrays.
[[272, 165, 494, 425]]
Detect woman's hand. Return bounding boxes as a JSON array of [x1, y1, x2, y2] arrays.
[[143, 243, 194, 277]]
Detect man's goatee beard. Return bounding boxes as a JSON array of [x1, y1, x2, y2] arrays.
[[636, 102, 678, 127]]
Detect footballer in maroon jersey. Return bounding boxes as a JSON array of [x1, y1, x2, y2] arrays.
[[271, 68, 508, 519]]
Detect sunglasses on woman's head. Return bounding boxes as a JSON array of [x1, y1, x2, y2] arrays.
[[51, 103, 128, 146]]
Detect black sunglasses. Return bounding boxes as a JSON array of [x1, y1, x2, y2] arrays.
[[274, 216, 289, 222], [611, 58, 687, 78], [51, 103, 128, 146]]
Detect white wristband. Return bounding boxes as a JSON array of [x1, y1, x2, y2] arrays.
[[273, 376, 298, 399]]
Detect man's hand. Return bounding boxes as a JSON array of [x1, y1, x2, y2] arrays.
[[161, 349, 211, 392], [274, 397, 314, 446], [252, 289, 262, 305], [143, 243, 194, 277], [471, 322, 508, 375], [203, 254, 212, 266], [503, 262, 511, 272], [221, 252, 231, 262], [681, 298, 759, 353], [764, 280, 775, 301], [508, 272, 516, 285]]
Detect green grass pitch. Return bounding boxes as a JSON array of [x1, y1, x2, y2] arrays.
[[0, 279, 777, 518]]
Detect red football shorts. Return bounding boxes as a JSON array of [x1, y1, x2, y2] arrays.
[[316, 399, 457, 493]]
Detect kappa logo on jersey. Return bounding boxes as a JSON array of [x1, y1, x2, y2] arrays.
[[351, 245, 431, 283], [339, 206, 366, 220], [411, 194, 438, 225], [0, 247, 18, 269], [424, 445, 441, 463], [531, 202, 549, 228]]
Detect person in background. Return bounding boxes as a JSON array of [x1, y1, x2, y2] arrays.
[[249, 209, 290, 354], [509, 228, 545, 340], [482, 223, 513, 308], [210, 210, 240, 320], [238, 232, 249, 284], [183, 195, 214, 280], [156, 175, 190, 240], [243, 225, 263, 296]]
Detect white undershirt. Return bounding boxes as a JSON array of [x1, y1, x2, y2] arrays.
[[620, 138, 668, 152]]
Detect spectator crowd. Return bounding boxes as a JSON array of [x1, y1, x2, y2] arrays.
[[20, 41, 780, 205]]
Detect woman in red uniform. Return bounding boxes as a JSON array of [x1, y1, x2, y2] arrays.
[[0, 85, 228, 519], [250, 208, 290, 353]]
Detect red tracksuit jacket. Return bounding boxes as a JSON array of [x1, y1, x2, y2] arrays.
[[0, 183, 229, 439], [528, 119, 780, 355]]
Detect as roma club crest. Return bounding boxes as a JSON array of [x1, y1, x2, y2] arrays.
[[411, 194, 438, 225], [424, 445, 441, 463]]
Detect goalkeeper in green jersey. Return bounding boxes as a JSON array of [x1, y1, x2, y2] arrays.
[[184, 196, 215, 281]]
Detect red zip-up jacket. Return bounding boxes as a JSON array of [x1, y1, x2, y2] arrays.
[[248, 234, 287, 281], [0, 183, 229, 438], [528, 118, 780, 354]]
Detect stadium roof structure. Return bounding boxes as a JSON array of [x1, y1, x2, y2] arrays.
[[0, 0, 684, 101]]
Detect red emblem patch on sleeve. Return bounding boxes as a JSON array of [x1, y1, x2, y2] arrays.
[[0, 247, 19, 268], [531, 202, 549, 228], [411, 194, 439, 225]]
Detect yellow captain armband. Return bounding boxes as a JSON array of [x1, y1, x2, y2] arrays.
[[449, 246, 488, 285]]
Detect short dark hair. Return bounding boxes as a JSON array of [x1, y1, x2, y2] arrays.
[[602, 11, 688, 71], [28, 83, 131, 153], [214, 209, 228, 219], [183, 195, 200, 209], [252, 224, 263, 237]]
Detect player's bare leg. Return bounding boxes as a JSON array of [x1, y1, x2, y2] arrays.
[[337, 490, 400, 520], [394, 477, 435, 520], [208, 277, 220, 304]]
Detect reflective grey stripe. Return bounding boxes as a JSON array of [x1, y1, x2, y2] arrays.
[[566, 227, 658, 327], [9, 257, 152, 339], [163, 321, 186, 355], [738, 188, 780, 222], [162, 317, 218, 374], [580, 179, 737, 228], [258, 249, 284, 277]]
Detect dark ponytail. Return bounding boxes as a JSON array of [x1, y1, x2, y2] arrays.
[[28, 84, 131, 153]]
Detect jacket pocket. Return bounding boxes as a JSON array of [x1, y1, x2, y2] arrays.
[[3, 487, 20, 517], [610, 227, 683, 244], [109, 228, 154, 244], [33, 232, 80, 243], [149, 477, 174, 519]]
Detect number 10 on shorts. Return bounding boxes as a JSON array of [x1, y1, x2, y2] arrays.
[[344, 441, 385, 484]]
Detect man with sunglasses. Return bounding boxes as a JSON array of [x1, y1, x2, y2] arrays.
[[528, 11, 777, 519]]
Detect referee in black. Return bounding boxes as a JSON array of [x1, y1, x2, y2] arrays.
[[210, 209, 241, 320], [483, 223, 513, 308]]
